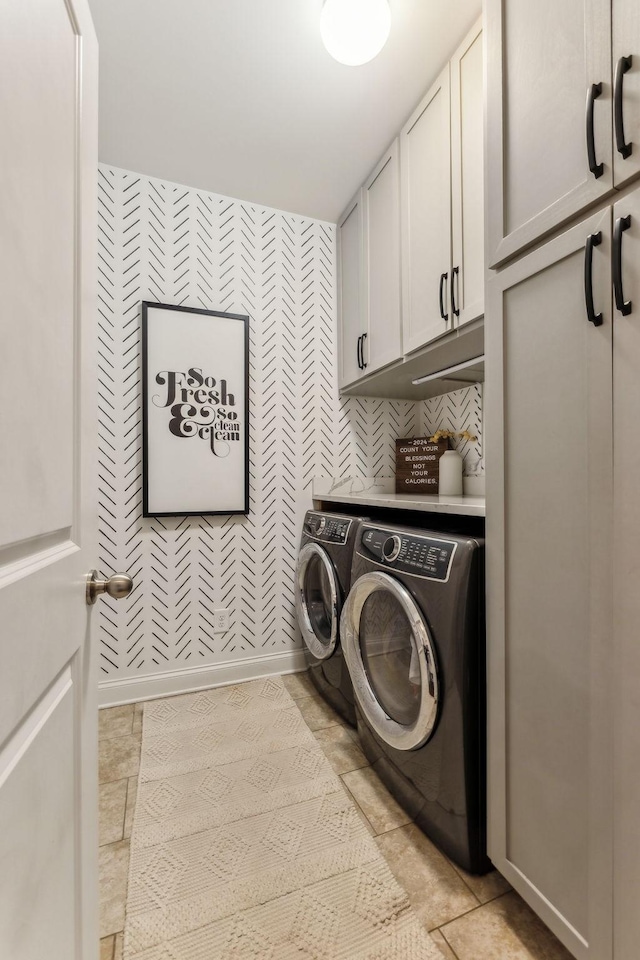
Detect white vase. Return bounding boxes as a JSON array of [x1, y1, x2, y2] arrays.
[[438, 449, 463, 496]]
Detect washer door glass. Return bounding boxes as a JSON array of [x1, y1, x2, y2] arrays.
[[295, 542, 339, 660], [341, 571, 439, 751], [360, 591, 422, 726]]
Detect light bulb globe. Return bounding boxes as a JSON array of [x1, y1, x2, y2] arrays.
[[320, 0, 391, 67]]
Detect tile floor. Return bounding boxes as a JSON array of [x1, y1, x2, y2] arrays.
[[98, 673, 573, 960]]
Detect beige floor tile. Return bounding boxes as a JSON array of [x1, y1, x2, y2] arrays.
[[99, 734, 141, 784], [336, 778, 376, 836], [123, 776, 138, 840], [341, 766, 411, 835], [376, 823, 478, 930], [99, 779, 128, 846], [281, 671, 317, 700], [99, 705, 134, 740], [430, 929, 459, 960], [440, 891, 574, 960], [295, 693, 342, 731], [449, 858, 512, 904], [100, 936, 115, 960], [113, 933, 123, 960], [313, 724, 368, 775], [342, 721, 363, 744], [132, 701, 144, 736], [99, 839, 130, 938]]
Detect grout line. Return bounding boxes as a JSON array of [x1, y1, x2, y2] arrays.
[[99, 935, 116, 960], [437, 890, 514, 937], [338, 774, 377, 835], [433, 928, 462, 960]]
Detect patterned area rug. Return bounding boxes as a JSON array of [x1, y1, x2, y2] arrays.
[[124, 676, 441, 959]]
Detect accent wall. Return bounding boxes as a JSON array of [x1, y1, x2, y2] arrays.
[[96, 164, 419, 705]]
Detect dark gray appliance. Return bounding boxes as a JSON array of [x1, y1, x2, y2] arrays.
[[341, 520, 488, 873], [295, 510, 368, 726]]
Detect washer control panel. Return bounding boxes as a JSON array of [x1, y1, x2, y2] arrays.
[[304, 512, 352, 544], [360, 527, 457, 581]]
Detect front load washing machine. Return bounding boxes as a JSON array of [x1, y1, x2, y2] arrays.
[[341, 520, 489, 873], [295, 510, 368, 726]]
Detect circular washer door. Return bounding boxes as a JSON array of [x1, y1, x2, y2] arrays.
[[341, 571, 439, 750], [295, 541, 340, 660]]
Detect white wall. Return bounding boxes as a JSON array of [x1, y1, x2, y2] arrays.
[[97, 164, 419, 705]]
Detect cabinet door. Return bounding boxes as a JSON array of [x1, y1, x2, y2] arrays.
[[612, 186, 640, 960], [612, 1, 640, 188], [338, 191, 365, 388], [485, 208, 613, 960], [451, 18, 484, 329], [363, 140, 402, 374], [401, 64, 452, 354], [486, 0, 613, 267]]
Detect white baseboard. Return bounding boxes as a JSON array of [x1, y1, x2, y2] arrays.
[[98, 649, 308, 708]]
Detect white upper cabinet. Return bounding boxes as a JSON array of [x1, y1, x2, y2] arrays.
[[451, 19, 484, 329], [338, 191, 365, 388], [363, 140, 402, 375], [337, 21, 485, 393], [613, 1, 640, 189], [401, 64, 453, 354], [401, 18, 485, 356], [486, 0, 614, 267]]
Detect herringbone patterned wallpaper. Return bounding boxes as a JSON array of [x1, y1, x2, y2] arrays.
[[420, 384, 484, 478], [97, 165, 418, 681]]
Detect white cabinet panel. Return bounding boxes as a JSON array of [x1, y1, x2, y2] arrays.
[[486, 208, 613, 960], [451, 20, 484, 328], [612, 3, 640, 189], [338, 192, 365, 388], [363, 140, 402, 374], [612, 186, 640, 960], [401, 65, 452, 354], [486, 0, 613, 267]]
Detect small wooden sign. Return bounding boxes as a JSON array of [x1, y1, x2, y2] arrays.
[[395, 437, 448, 494]]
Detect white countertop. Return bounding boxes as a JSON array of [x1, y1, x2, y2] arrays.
[[312, 477, 485, 517]]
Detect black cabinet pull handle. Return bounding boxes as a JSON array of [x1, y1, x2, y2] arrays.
[[586, 82, 604, 178], [451, 266, 460, 317], [614, 56, 633, 159], [356, 334, 362, 370], [361, 332, 368, 369], [584, 232, 603, 326], [613, 215, 632, 316], [439, 272, 449, 322]]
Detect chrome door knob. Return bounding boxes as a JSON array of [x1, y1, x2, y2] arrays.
[[86, 570, 133, 605]]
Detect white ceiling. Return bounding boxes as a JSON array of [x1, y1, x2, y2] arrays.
[[89, 0, 481, 223]]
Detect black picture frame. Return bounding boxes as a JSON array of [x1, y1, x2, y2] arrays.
[[141, 301, 250, 517]]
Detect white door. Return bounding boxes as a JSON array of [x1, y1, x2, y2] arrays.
[[338, 192, 366, 388], [0, 1, 100, 958], [612, 185, 640, 960], [450, 19, 484, 329], [486, 0, 613, 267], [485, 208, 613, 960], [401, 64, 452, 354], [363, 140, 402, 374], [612, 1, 640, 188]]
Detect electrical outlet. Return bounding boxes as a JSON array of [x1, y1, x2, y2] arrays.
[[213, 608, 230, 633]]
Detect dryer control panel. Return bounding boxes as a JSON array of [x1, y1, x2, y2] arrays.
[[304, 513, 352, 544], [360, 527, 457, 581]]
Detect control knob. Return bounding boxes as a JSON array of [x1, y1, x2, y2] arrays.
[[382, 535, 402, 563]]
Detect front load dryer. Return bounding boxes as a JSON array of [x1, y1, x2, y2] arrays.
[[341, 520, 489, 873], [295, 510, 368, 726]]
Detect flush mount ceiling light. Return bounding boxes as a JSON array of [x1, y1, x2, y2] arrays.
[[320, 0, 391, 66]]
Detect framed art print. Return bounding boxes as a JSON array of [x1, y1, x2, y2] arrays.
[[142, 302, 249, 516]]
